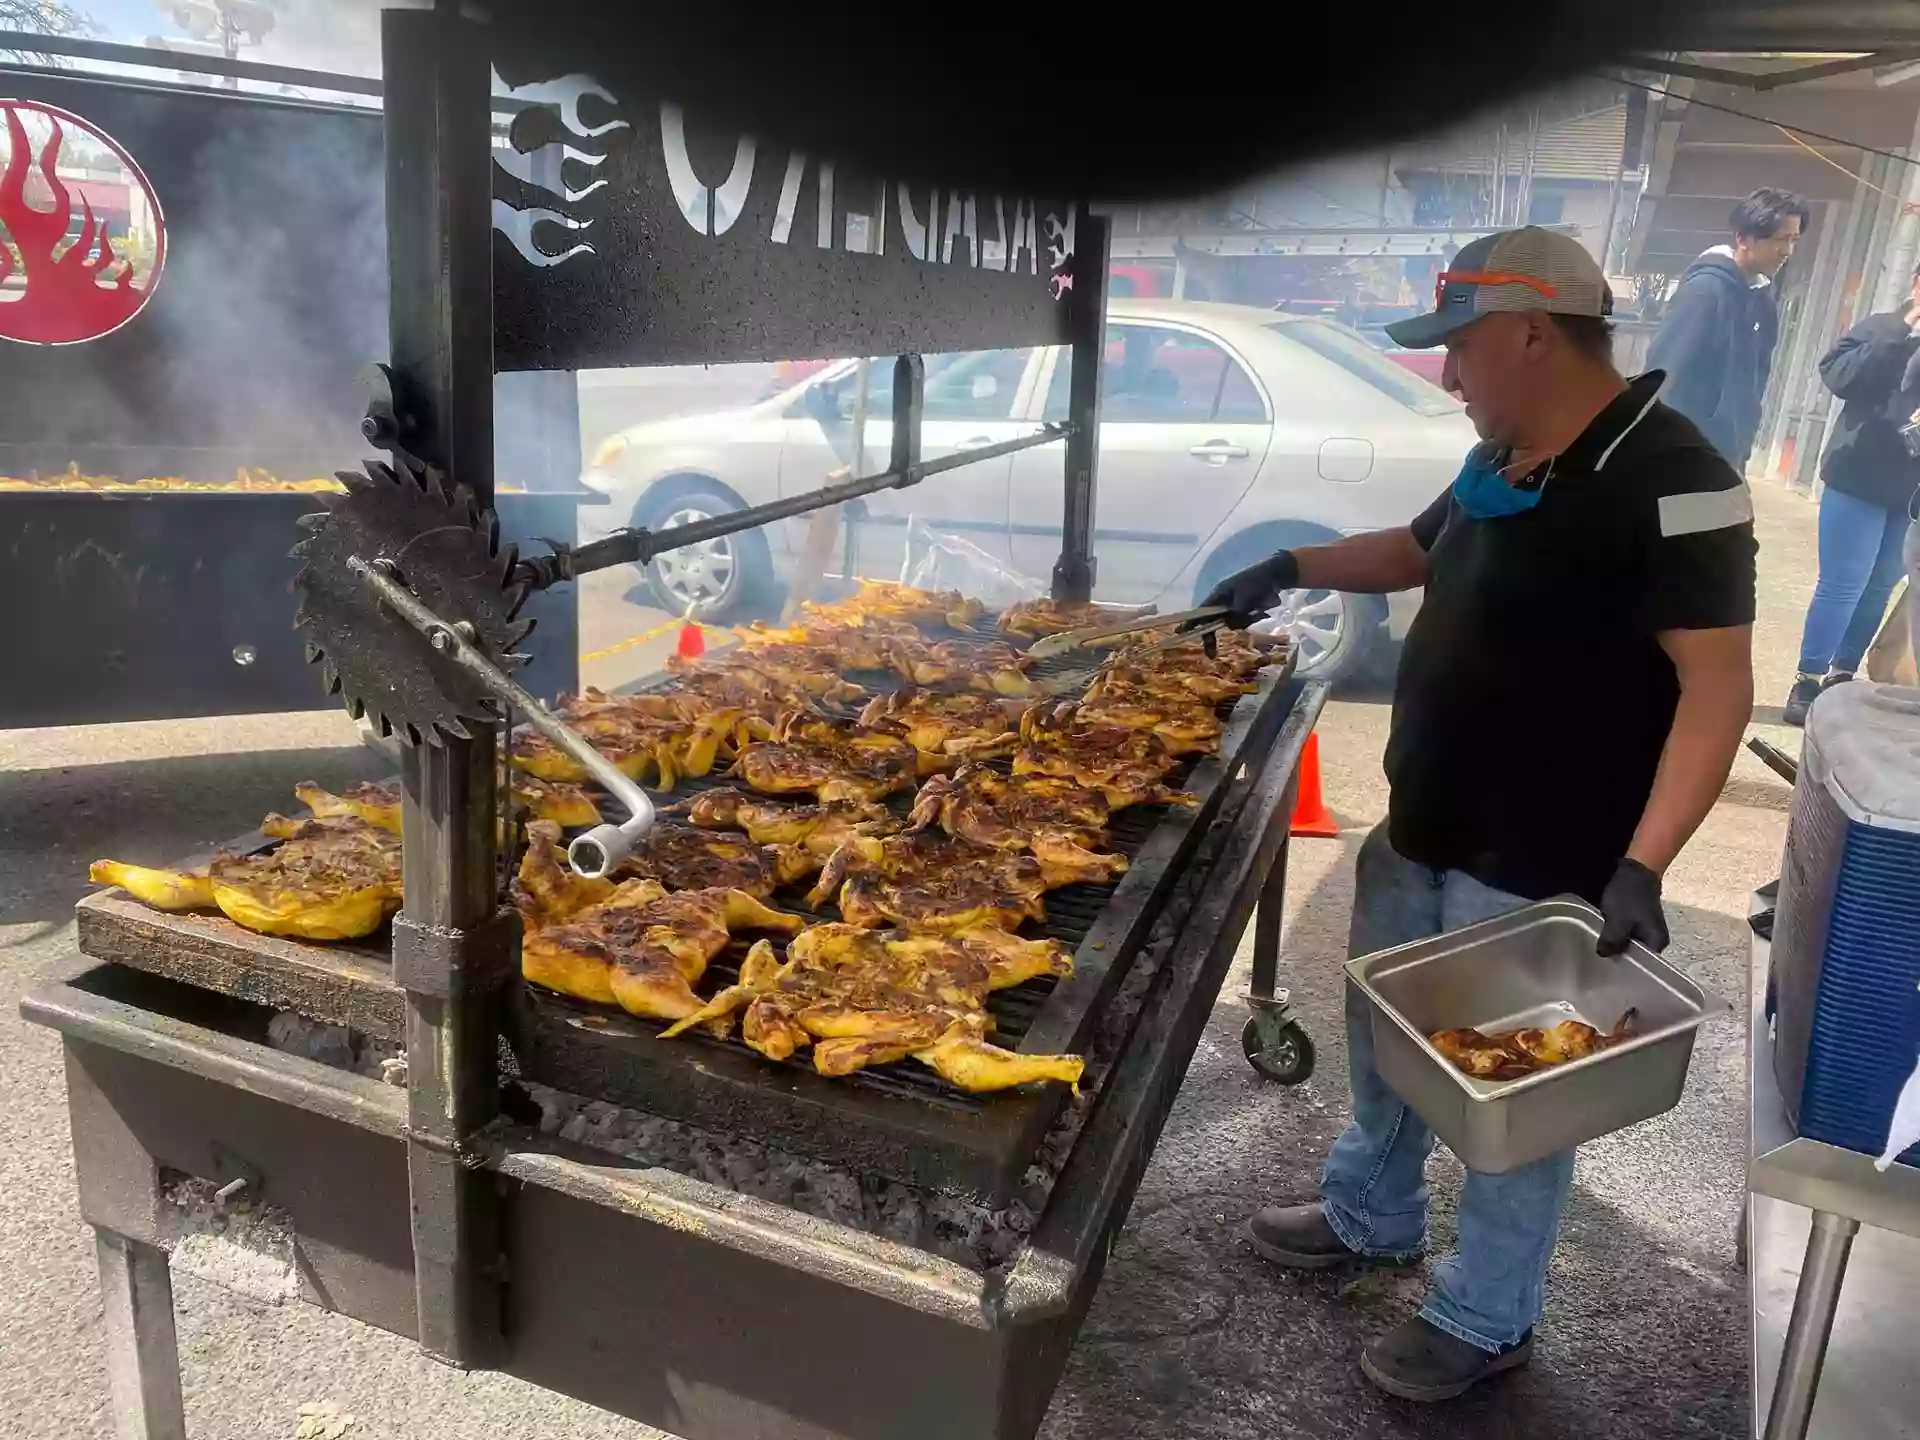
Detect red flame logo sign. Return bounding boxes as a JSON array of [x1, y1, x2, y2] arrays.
[[0, 101, 166, 345]]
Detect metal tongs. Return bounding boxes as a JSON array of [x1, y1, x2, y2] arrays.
[[352, 557, 656, 881], [1023, 604, 1231, 661]]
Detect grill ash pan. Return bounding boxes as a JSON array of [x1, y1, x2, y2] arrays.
[[1347, 899, 1724, 1174]]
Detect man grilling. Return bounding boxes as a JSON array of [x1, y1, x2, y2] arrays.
[[1201, 228, 1756, 1401]]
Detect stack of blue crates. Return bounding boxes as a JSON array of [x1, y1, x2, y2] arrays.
[[1770, 682, 1920, 1166]]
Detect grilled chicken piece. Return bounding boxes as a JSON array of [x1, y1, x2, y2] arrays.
[[883, 635, 1034, 695], [1072, 670, 1224, 754], [998, 597, 1146, 641], [734, 617, 907, 671], [1428, 1028, 1533, 1081], [295, 780, 401, 832], [92, 813, 403, 941], [520, 876, 803, 1022], [511, 704, 738, 789], [508, 770, 604, 827], [298, 774, 602, 831], [661, 923, 1081, 1092], [667, 788, 901, 873], [1430, 1009, 1639, 1080], [803, 579, 987, 631], [808, 830, 1049, 931], [613, 820, 813, 896], [669, 648, 867, 706], [86, 860, 216, 913], [858, 689, 1024, 771], [730, 714, 919, 804], [1012, 702, 1191, 810], [1095, 649, 1262, 705], [914, 1022, 1086, 1093], [909, 764, 1129, 886], [513, 821, 615, 929], [1114, 629, 1288, 679]]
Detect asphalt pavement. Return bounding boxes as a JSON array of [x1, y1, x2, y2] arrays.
[[0, 477, 1863, 1438]]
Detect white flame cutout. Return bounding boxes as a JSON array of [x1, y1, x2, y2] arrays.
[[491, 72, 630, 269]]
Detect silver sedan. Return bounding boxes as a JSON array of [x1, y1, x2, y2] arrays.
[[582, 298, 1475, 682]]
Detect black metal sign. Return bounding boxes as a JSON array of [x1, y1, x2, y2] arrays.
[[491, 74, 1081, 372]]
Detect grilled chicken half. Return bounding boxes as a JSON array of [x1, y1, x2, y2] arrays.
[[884, 635, 1035, 695], [1429, 1010, 1639, 1080], [90, 812, 403, 941], [997, 597, 1145, 641], [613, 820, 814, 896], [807, 830, 1050, 931], [858, 688, 1024, 772], [513, 821, 801, 1022], [730, 714, 919, 805], [511, 700, 739, 790], [803, 579, 987, 631], [1071, 669, 1224, 755], [1011, 702, 1191, 810], [660, 922, 1083, 1092], [667, 788, 901, 874], [298, 774, 603, 831], [908, 763, 1131, 886]]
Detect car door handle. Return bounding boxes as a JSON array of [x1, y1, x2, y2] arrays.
[[1189, 440, 1250, 465], [956, 435, 996, 450]]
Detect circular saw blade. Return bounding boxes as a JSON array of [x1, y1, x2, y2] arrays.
[[292, 461, 534, 746]]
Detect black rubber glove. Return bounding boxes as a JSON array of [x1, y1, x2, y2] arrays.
[[1195, 549, 1301, 630], [1596, 858, 1669, 956]]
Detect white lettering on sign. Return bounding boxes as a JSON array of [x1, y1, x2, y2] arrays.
[[661, 102, 756, 237]]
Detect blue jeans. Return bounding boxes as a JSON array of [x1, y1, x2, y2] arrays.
[[1320, 825, 1574, 1353], [1796, 486, 1911, 675]]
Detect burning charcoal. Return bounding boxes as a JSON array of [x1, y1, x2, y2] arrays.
[[983, 1225, 1025, 1267]]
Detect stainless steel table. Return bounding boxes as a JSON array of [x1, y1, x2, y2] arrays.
[[1748, 891, 1920, 1440]]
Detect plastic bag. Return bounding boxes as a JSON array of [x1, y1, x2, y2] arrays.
[[898, 515, 1046, 609]]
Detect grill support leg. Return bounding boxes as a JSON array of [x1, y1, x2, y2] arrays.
[[384, 5, 505, 1370], [1763, 1209, 1858, 1440], [1249, 812, 1292, 1004], [95, 1229, 185, 1440]]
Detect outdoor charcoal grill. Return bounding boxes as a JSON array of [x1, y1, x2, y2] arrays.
[[18, 14, 1329, 1440]]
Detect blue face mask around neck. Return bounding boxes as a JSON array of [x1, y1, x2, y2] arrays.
[[1452, 446, 1546, 520]]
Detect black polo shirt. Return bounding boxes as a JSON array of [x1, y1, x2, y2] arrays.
[[1384, 371, 1757, 903]]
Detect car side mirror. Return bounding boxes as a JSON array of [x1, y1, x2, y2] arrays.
[[970, 375, 997, 401]]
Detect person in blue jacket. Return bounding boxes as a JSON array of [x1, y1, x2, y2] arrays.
[[1647, 188, 1808, 469]]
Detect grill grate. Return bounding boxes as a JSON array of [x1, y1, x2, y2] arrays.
[[533, 762, 1195, 1110], [515, 632, 1295, 1199]]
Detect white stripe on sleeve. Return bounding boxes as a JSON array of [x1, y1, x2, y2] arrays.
[[1658, 484, 1754, 538]]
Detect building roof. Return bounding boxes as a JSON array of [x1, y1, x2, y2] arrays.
[[1397, 105, 1628, 183]]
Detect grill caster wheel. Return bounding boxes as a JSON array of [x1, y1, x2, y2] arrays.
[[1243, 1014, 1315, 1085]]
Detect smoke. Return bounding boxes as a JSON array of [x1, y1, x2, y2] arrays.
[[138, 95, 387, 469]]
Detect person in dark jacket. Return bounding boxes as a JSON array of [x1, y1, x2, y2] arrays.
[[1782, 266, 1920, 723], [1647, 188, 1808, 468]]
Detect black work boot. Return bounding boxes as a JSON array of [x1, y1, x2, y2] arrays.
[[1246, 1201, 1410, 1270], [1821, 670, 1855, 691], [1782, 673, 1822, 728], [1360, 1316, 1533, 1402]]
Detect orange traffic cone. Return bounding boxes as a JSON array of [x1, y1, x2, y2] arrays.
[[675, 600, 705, 660], [1289, 731, 1339, 838]]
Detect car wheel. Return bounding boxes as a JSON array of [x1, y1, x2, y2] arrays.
[[633, 483, 773, 625], [1252, 586, 1380, 683], [1194, 544, 1381, 687]]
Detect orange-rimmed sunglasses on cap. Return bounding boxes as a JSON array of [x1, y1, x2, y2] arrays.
[[1434, 270, 1558, 307]]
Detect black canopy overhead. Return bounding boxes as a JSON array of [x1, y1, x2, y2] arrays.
[[483, 0, 1847, 204]]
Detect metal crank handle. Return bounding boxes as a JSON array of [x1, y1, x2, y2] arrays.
[[350, 557, 656, 879]]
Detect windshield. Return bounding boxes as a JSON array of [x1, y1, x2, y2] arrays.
[[1266, 318, 1460, 417]]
